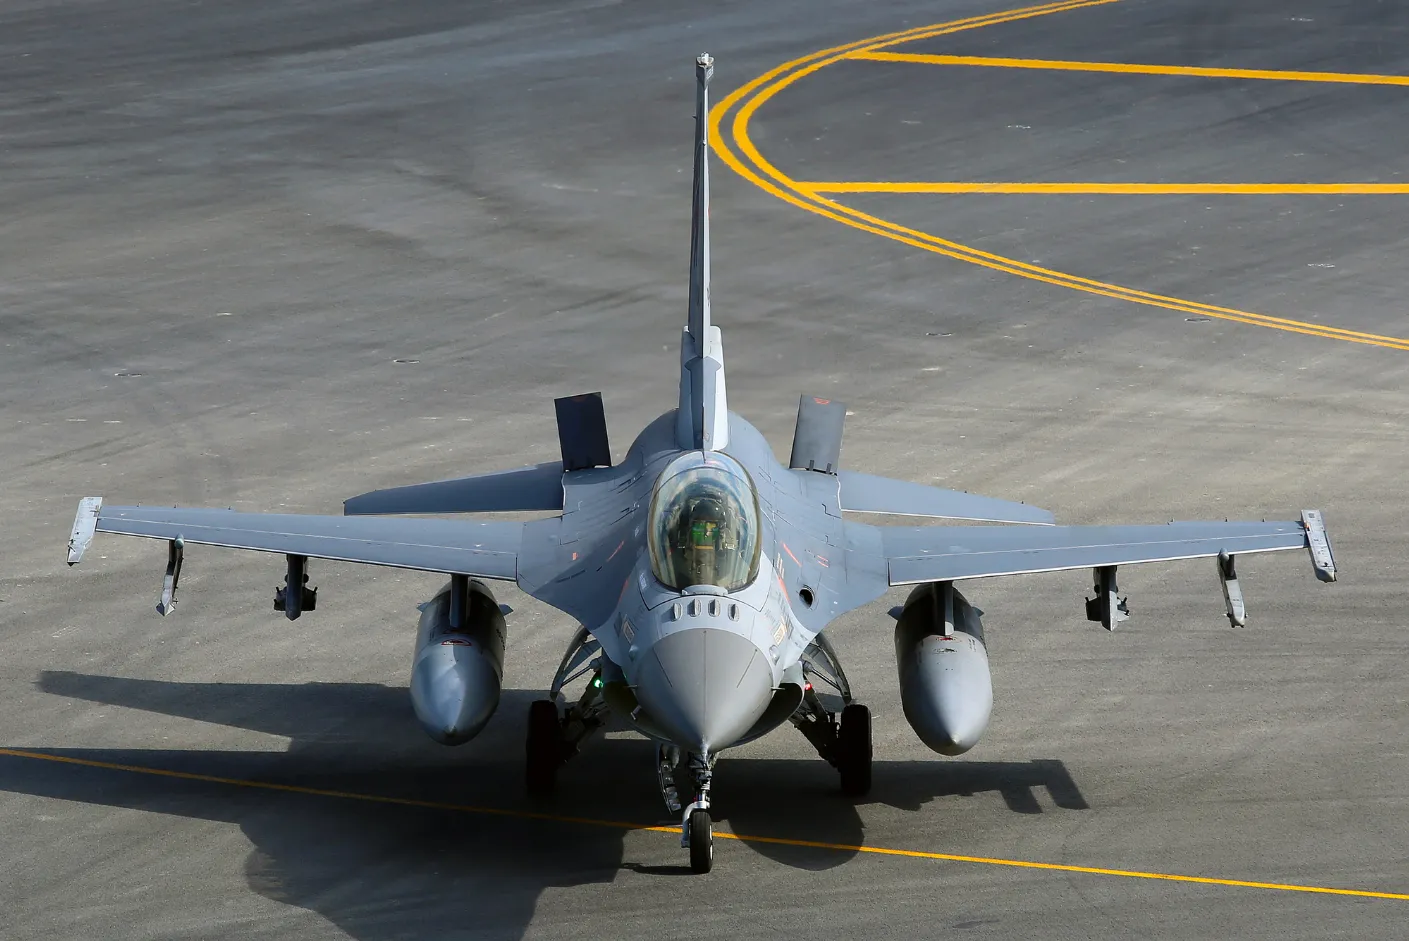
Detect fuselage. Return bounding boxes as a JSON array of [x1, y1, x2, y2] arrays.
[[517, 408, 849, 754]]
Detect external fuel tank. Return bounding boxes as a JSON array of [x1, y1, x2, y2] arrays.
[[894, 581, 993, 756], [410, 579, 507, 745]]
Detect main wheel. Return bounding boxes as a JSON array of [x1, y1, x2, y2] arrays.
[[688, 809, 713, 873], [837, 703, 872, 796], [525, 699, 563, 797]]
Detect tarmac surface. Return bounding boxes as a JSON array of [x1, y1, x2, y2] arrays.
[[3, 0, 1408, 938]]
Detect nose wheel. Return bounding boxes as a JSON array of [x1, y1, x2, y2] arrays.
[[675, 750, 716, 873], [687, 809, 713, 873]]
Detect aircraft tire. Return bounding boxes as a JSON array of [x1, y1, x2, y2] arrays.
[[525, 699, 562, 797], [838, 703, 872, 796], [689, 809, 713, 873]]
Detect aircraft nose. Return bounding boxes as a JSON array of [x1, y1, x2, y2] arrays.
[[634, 627, 774, 752]]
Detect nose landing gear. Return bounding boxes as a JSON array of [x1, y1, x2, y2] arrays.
[[658, 748, 716, 873]]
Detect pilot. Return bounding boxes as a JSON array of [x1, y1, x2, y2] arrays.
[[676, 493, 727, 586], [654, 469, 755, 592]]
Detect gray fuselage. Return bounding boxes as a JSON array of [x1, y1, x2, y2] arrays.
[[515, 409, 881, 754]]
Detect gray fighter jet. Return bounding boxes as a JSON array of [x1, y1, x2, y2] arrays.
[[67, 55, 1337, 873]]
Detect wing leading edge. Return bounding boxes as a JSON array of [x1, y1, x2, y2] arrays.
[[68, 500, 521, 580], [343, 462, 564, 516], [879, 517, 1328, 585], [838, 470, 1054, 525]]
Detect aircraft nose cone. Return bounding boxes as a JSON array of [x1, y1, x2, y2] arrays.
[[410, 641, 499, 745], [634, 627, 774, 752]]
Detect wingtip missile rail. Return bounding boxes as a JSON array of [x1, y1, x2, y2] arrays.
[[1302, 509, 1336, 582], [67, 496, 102, 566]]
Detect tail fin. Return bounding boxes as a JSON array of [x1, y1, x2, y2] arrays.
[[676, 53, 729, 451], [687, 54, 712, 354]]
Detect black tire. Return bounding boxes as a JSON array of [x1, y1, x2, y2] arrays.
[[838, 703, 872, 796], [688, 810, 713, 874], [525, 699, 562, 797]]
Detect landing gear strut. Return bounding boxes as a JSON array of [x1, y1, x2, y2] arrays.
[[526, 627, 612, 797], [791, 635, 873, 796], [652, 746, 715, 873], [677, 751, 715, 873]]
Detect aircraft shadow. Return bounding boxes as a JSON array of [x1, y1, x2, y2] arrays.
[[3, 672, 1089, 940]]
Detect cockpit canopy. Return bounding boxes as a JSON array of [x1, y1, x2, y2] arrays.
[[648, 452, 762, 592]]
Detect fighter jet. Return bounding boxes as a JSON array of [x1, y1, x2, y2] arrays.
[[67, 55, 1337, 873]]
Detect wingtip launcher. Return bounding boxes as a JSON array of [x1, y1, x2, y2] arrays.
[[67, 496, 102, 566], [1212, 510, 1335, 629], [1301, 509, 1336, 582]]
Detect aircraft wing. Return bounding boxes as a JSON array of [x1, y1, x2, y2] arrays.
[[837, 470, 1054, 525], [343, 462, 564, 515], [67, 499, 521, 580], [879, 517, 1331, 585]]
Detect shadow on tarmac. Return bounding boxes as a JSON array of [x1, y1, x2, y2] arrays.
[[3, 671, 1089, 939]]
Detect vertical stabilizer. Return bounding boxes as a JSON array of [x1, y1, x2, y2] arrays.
[[676, 53, 730, 451]]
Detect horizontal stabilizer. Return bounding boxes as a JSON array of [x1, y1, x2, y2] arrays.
[[344, 462, 564, 516], [839, 471, 1054, 525]]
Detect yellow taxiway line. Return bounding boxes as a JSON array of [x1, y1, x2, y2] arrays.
[[2, 746, 1407, 900], [707, 0, 1409, 351], [850, 51, 1409, 87], [800, 182, 1409, 195]]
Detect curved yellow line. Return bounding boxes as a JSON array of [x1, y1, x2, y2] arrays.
[[709, 1, 1409, 351]]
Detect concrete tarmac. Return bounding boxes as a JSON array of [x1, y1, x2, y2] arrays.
[[2, 0, 1407, 938]]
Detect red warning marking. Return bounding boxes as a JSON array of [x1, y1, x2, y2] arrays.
[[812, 397, 831, 405]]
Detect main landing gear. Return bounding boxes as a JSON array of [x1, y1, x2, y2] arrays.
[[525, 700, 564, 797], [791, 635, 872, 796], [836, 702, 873, 796], [525, 626, 610, 797]]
